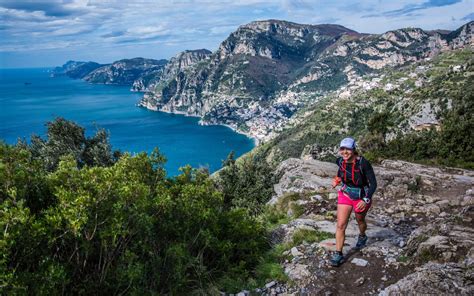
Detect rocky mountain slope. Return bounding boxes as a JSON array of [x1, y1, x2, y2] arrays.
[[82, 57, 168, 86], [46, 19, 473, 295], [139, 20, 473, 142], [236, 157, 473, 295], [254, 48, 473, 165], [50, 60, 104, 78], [133, 49, 212, 93], [55, 50, 212, 93], [222, 23, 473, 295]]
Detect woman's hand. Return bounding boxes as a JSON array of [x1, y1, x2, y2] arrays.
[[332, 176, 342, 188], [356, 200, 367, 211]]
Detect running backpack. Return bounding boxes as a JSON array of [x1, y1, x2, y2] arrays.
[[338, 157, 366, 185], [337, 156, 369, 199]]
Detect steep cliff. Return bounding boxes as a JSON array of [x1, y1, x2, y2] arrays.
[[133, 49, 212, 93], [140, 20, 473, 142], [83, 57, 168, 86]]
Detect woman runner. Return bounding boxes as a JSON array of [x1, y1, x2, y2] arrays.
[[330, 137, 377, 267]]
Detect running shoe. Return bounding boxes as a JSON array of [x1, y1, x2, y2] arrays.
[[330, 252, 344, 267], [355, 234, 368, 250]]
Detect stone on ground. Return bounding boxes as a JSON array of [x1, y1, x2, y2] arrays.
[[351, 258, 369, 267]]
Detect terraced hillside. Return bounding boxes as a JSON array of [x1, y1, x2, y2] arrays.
[[140, 20, 473, 142], [253, 49, 473, 169]]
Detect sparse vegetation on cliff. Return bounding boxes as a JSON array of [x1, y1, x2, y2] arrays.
[[255, 49, 473, 169]]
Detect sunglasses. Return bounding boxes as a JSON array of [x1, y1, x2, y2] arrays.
[[339, 147, 354, 151]]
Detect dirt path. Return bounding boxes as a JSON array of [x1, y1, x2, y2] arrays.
[[262, 158, 474, 295]]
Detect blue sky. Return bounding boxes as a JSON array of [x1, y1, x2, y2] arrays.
[[1, 0, 472, 68]]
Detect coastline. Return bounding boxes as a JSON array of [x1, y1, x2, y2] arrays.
[[137, 101, 260, 147], [202, 121, 260, 147], [5, 68, 260, 176]]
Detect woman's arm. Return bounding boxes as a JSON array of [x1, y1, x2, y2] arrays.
[[335, 157, 342, 177], [362, 159, 377, 199], [333, 157, 343, 187]]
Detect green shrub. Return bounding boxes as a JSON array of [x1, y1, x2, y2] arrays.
[[259, 206, 291, 231], [418, 248, 438, 263], [0, 122, 271, 295], [292, 229, 333, 245], [217, 151, 276, 215], [254, 261, 288, 283], [397, 255, 409, 263]]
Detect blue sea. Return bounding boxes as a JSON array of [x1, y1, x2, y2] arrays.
[[0, 68, 255, 175]]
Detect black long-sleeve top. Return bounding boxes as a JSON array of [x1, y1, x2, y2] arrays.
[[336, 156, 377, 200]]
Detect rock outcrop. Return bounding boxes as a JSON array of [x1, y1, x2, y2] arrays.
[[447, 21, 474, 50], [260, 157, 473, 295], [380, 262, 473, 295], [160, 49, 212, 82], [132, 49, 211, 92]]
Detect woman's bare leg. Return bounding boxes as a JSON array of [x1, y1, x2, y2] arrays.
[[355, 212, 367, 236], [336, 204, 353, 252]]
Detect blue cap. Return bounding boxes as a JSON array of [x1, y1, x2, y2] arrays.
[[340, 137, 356, 149]]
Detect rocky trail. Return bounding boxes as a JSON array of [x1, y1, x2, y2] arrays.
[[243, 158, 473, 295]]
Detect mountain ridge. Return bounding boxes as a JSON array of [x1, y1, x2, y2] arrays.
[[138, 20, 472, 142], [83, 57, 168, 86], [54, 20, 473, 145]]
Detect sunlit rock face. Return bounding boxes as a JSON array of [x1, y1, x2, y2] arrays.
[[54, 20, 472, 144], [138, 20, 472, 142]]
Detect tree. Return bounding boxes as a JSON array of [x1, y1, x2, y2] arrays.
[[29, 117, 119, 170], [217, 152, 275, 215], [1, 136, 269, 294], [368, 111, 392, 138]]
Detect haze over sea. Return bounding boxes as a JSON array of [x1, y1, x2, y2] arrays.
[[0, 68, 255, 175]]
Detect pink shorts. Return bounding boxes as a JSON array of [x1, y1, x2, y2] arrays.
[[338, 190, 371, 213]]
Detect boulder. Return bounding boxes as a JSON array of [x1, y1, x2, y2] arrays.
[[379, 262, 474, 295], [270, 158, 336, 205], [284, 263, 311, 281], [291, 247, 304, 257]]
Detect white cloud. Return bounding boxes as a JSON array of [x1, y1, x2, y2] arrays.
[[0, 40, 87, 52], [128, 25, 169, 37], [1, 0, 471, 67]]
